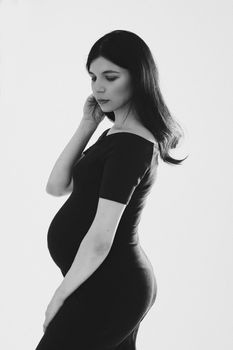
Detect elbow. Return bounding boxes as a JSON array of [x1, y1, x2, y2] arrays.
[[92, 236, 112, 255], [94, 242, 111, 255], [46, 183, 64, 197], [46, 178, 73, 197]]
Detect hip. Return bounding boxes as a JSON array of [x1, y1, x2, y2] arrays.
[[77, 243, 157, 298]]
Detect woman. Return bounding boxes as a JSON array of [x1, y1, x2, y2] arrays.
[[35, 30, 187, 349]]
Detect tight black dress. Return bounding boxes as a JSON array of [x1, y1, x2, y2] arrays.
[[35, 128, 159, 350]]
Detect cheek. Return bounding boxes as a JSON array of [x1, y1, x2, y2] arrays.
[[112, 80, 133, 101]]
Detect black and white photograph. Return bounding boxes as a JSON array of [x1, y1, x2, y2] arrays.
[[1, 1, 232, 349]]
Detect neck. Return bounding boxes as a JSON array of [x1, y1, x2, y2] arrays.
[[112, 102, 141, 130]]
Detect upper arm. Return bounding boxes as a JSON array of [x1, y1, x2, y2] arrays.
[[86, 138, 151, 249], [87, 197, 126, 250], [46, 152, 86, 196]]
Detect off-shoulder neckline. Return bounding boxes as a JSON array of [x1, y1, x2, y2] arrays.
[[103, 128, 157, 147]]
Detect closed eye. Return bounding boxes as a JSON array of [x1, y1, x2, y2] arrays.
[[91, 77, 117, 82]]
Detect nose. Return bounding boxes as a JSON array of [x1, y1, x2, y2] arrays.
[[94, 89, 106, 101], [95, 86, 105, 94], [93, 81, 106, 93]]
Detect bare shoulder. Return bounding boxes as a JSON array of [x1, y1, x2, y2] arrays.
[[130, 125, 158, 145], [109, 125, 158, 145], [141, 128, 157, 144]]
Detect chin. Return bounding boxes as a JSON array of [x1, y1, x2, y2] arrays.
[[100, 105, 112, 111]]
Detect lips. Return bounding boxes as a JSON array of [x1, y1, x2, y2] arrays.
[[97, 99, 109, 103]]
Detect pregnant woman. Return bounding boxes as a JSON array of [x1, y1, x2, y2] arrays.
[[35, 29, 187, 349]]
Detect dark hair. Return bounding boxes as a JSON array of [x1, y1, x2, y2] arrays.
[[86, 29, 188, 165]]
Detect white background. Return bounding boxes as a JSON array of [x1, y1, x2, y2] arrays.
[[1, 0, 232, 349]]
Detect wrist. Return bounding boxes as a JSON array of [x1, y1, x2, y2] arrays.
[[80, 118, 99, 130], [75, 119, 98, 143]]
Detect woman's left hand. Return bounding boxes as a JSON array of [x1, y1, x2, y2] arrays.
[[43, 290, 65, 333]]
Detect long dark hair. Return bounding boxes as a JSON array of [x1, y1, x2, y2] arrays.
[[86, 29, 188, 165]]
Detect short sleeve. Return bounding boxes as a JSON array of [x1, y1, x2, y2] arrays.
[[99, 138, 151, 205]]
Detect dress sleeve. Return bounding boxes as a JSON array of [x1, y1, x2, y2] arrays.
[[99, 138, 151, 205]]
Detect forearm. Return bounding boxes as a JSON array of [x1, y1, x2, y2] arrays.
[[46, 119, 97, 192], [55, 235, 110, 301]]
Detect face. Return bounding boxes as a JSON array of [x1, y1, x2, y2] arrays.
[[88, 56, 134, 113]]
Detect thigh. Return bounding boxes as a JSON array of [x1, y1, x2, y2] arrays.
[[34, 292, 90, 349], [35, 266, 156, 350]]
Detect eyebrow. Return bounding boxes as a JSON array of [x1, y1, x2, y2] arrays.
[[89, 70, 120, 74]]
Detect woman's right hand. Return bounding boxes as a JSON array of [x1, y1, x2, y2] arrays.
[[82, 94, 106, 127]]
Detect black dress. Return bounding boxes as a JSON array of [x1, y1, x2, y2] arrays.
[[35, 128, 159, 350]]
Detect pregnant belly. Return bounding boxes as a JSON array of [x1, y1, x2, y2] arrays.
[[46, 198, 155, 280], [47, 206, 93, 272]]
